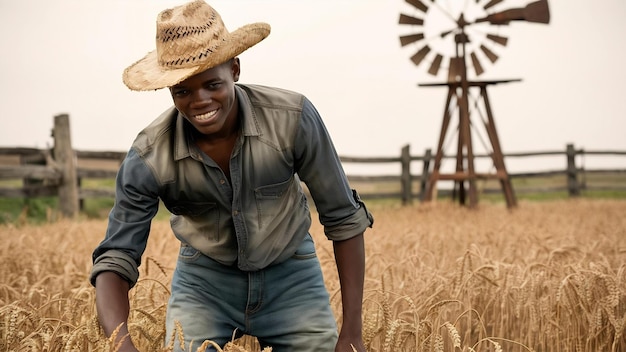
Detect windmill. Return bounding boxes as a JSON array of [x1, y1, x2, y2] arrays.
[[398, 0, 550, 208]]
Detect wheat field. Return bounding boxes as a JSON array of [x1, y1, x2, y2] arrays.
[[1, 199, 625, 351]]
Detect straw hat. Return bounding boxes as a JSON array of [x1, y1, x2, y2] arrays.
[[123, 0, 270, 91]]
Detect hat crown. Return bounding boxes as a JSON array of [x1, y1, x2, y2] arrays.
[[155, 0, 228, 69]]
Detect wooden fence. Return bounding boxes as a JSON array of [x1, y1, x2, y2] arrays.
[[1, 114, 625, 217]]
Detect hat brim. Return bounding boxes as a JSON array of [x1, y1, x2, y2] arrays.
[[123, 23, 270, 91]]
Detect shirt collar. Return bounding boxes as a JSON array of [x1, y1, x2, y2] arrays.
[[173, 112, 193, 161], [235, 84, 261, 137]]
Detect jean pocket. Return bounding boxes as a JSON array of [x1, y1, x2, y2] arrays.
[[291, 234, 317, 260], [178, 243, 201, 262]]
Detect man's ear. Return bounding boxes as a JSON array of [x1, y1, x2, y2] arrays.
[[232, 57, 241, 82]]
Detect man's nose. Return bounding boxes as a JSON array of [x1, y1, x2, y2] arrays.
[[191, 89, 211, 106]]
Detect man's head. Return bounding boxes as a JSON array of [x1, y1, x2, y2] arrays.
[[169, 58, 241, 137], [122, 0, 270, 91]]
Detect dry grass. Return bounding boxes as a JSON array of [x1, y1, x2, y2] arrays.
[[1, 199, 625, 351]]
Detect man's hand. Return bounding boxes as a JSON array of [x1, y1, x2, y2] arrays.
[[114, 340, 140, 352], [110, 330, 139, 352], [335, 333, 365, 352]]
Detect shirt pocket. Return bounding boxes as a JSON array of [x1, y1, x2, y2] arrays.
[[255, 176, 293, 199], [168, 201, 221, 241], [254, 176, 296, 230]]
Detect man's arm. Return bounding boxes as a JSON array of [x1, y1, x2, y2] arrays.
[[333, 233, 366, 352], [95, 272, 139, 352]]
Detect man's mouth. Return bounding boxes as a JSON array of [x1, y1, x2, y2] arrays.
[[195, 110, 218, 121]]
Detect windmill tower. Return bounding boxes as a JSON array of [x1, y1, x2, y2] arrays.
[[398, 0, 550, 208]]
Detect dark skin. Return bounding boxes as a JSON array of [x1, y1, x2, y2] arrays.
[[169, 59, 241, 179], [333, 234, 366, 352], [95, 272, 137, 351], [95, 58, 366, 352]]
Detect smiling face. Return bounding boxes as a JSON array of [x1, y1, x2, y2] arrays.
[[169, 58, 241, 140]]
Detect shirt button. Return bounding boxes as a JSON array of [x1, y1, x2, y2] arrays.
[[233, 210, 239, 216], [219, 179, 226, 185]]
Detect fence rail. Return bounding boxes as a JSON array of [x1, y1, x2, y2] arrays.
[[1, 115, 625, 217]]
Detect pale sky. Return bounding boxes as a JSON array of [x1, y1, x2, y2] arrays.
[[1, 0, 624, 174]]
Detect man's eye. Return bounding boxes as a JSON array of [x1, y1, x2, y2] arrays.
[[173, 89, 189, 97]]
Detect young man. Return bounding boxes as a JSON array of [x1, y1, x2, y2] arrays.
[[90, 1, 373, 351]]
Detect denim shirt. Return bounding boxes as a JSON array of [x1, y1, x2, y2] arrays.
[[90, 84, 373, 287]]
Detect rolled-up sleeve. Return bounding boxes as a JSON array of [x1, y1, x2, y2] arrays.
[[294, 98, 374, 241], [89, 148, 160, 288], [90, 250, 140, 286]]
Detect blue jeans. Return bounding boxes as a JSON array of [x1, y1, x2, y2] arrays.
[[165, 234, 338, 352]]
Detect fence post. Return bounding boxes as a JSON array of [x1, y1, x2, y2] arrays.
[[419, 149, 432, 202], [400, 145, 412, 205], [566, 143, 580, 197], [53, 114, 79, 217]]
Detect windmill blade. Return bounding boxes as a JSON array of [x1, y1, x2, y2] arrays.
[[405, 0, 428, 13], [487, 33, 508, 46], [410, 45, 431, 66], [524, 0, 550, 24], [484, 0, 504, 10], [399, 13, 424, 26], [480, 44, 498, 63], [470, 52, 485, 76], [476, 0, 550, 25], [428, 54, 443, 76], [399, 33, 425, 46]]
